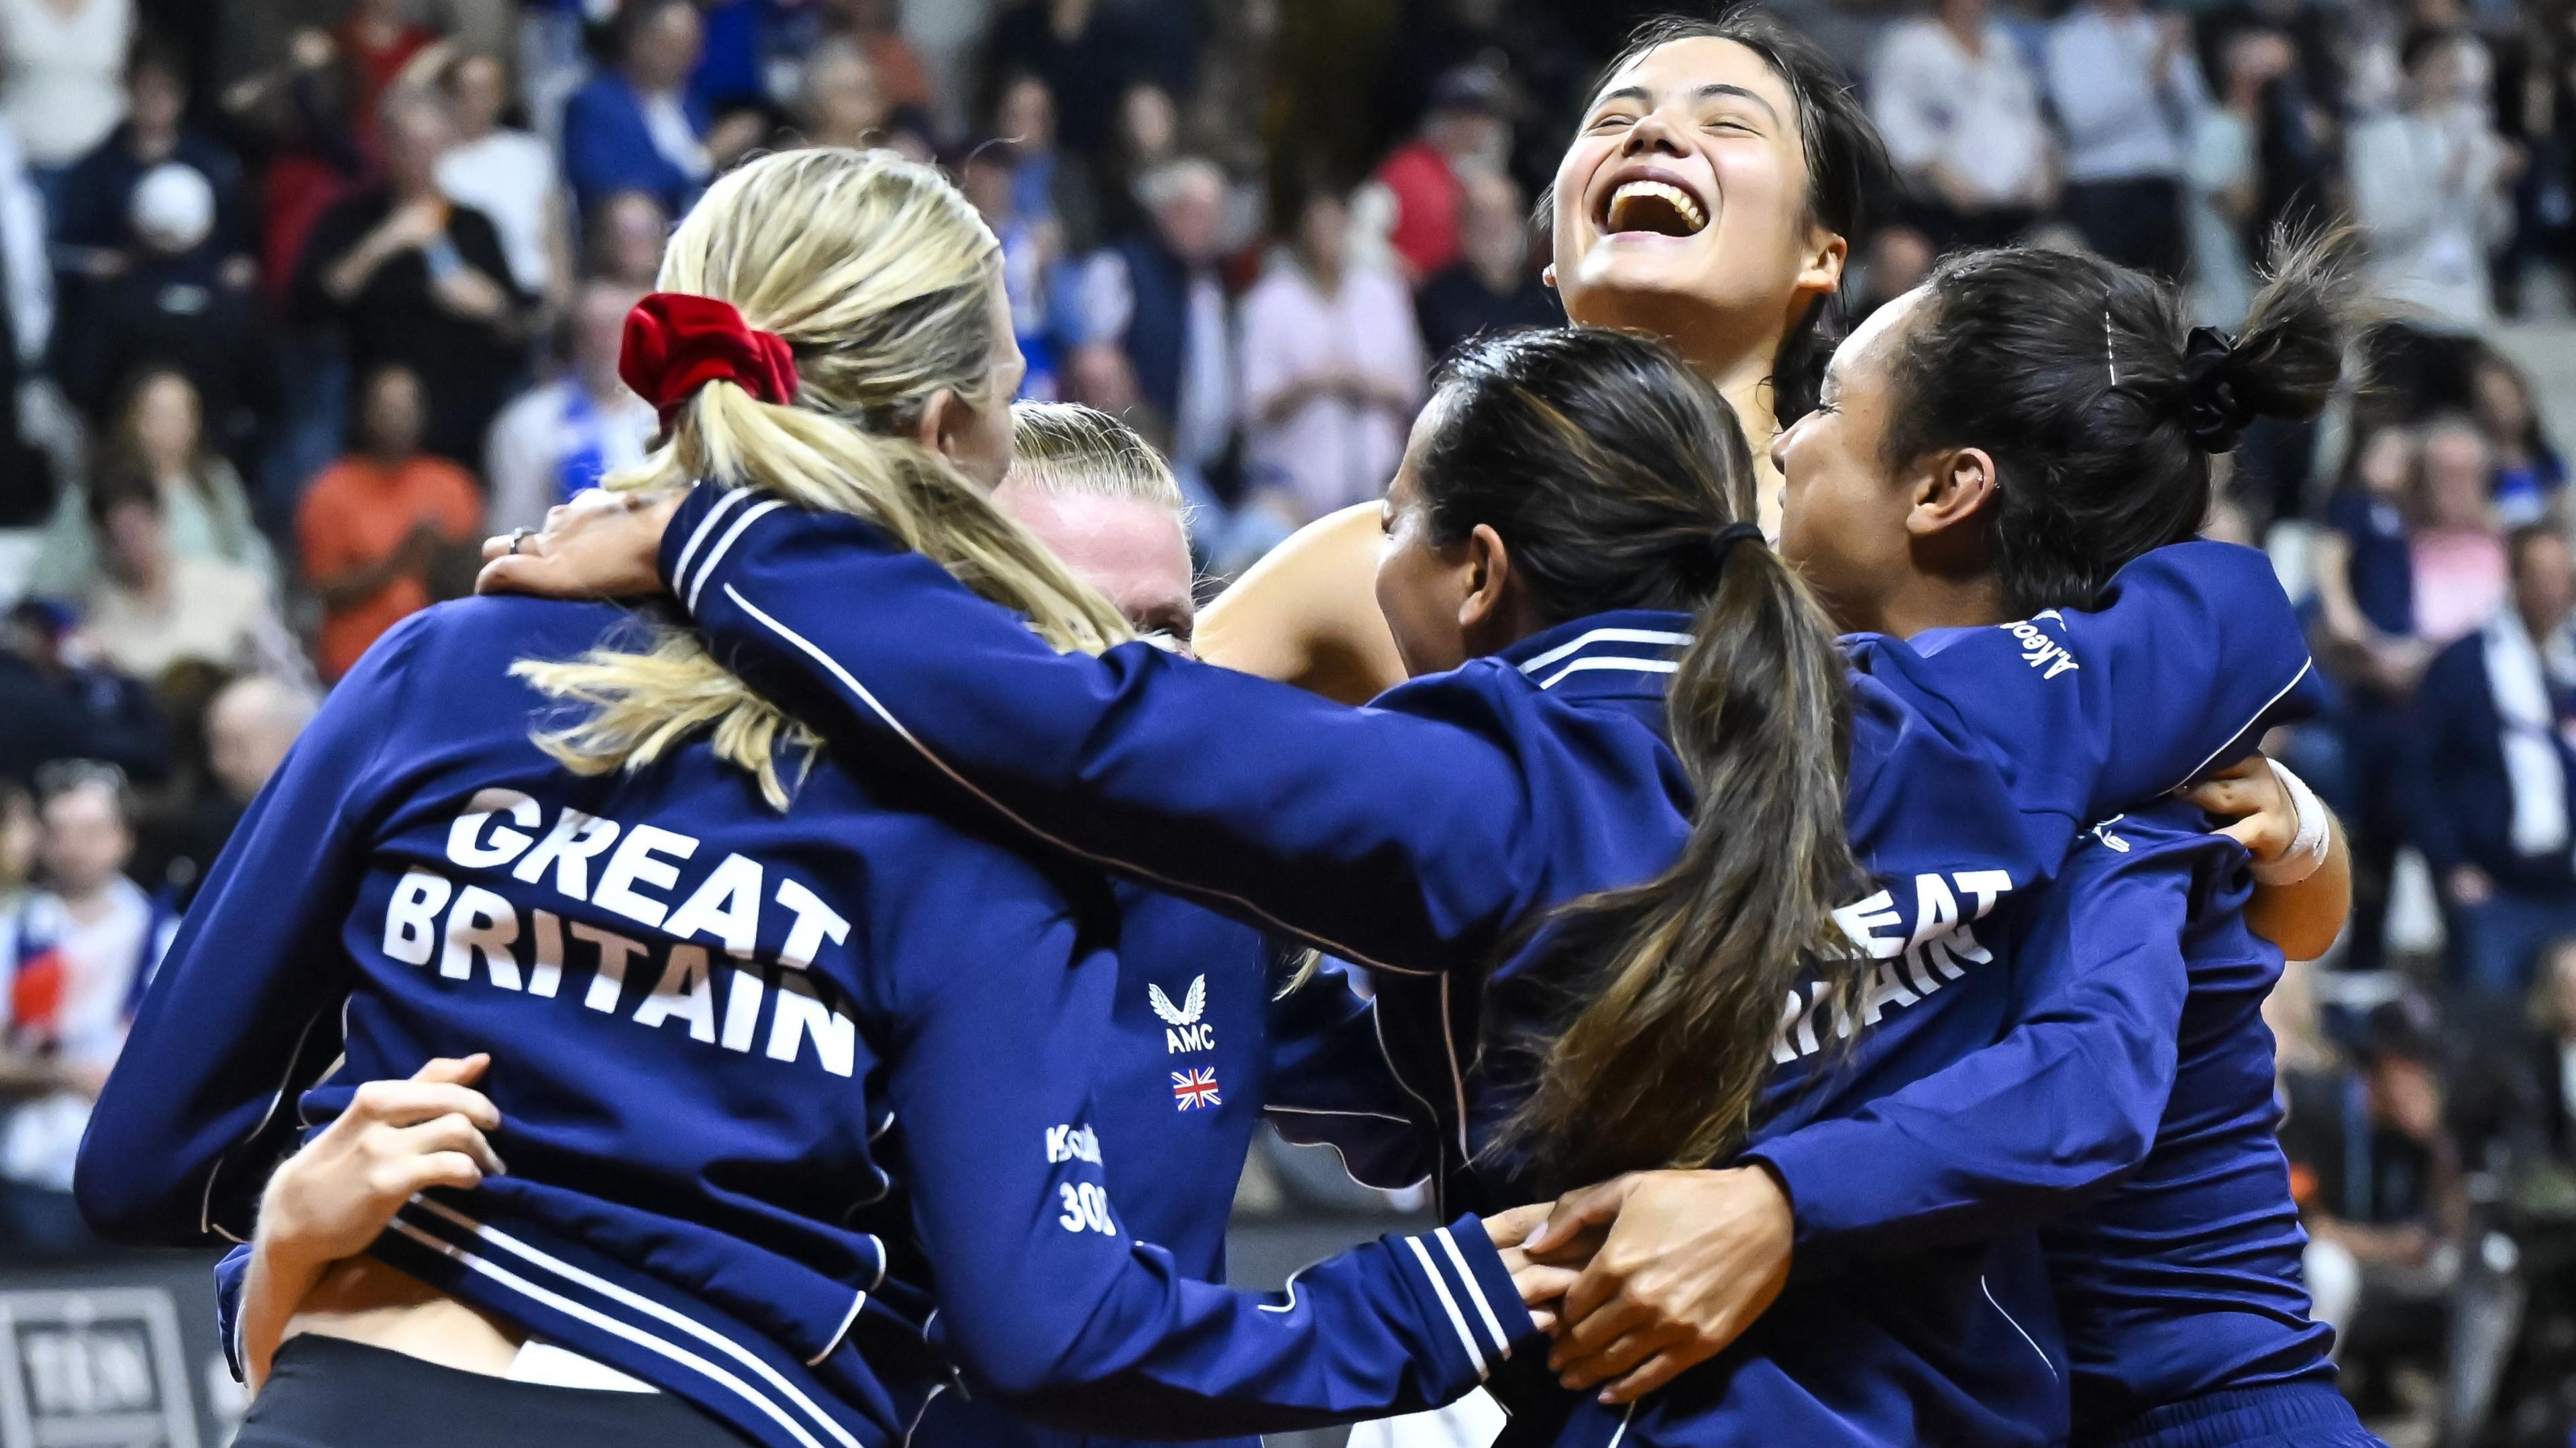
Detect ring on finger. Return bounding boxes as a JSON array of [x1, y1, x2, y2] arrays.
[[507, 527, 534, 555]]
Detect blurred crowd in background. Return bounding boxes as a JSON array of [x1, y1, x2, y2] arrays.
[[5, 0, 2576, 1441]]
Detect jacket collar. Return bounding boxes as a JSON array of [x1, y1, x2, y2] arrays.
[[1495, 609, 1696, 700]]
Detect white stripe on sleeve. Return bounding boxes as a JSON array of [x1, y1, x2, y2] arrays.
[[672, 488, 753, 596], [1435, 1225, 1512, 1359], [1402, 1233, 1491, 1380], [688, 498, 787, 612]]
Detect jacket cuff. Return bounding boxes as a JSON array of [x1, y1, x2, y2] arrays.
[[1739, 1128, 1858, 1266], [1383, 1215, 1539, 1391]]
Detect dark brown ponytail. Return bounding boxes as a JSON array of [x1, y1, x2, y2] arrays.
[[1410, 328, 1863, 1186], [1505, 537, 1864, 1186]]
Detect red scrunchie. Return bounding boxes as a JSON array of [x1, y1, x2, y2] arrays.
[[619, 292, 800, 423]]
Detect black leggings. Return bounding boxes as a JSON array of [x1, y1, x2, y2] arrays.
[[235, 1335, 755, 1448]]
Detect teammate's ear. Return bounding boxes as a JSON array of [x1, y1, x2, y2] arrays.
[[1904, 447, 1998, 543], [1541, 262, 1558, 290], [1794, 230, 1847, 302], [913, 388, 957, 459], [1459, 522, 1512, 634]]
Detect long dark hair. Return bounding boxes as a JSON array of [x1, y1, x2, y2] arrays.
[[1416, 328, 1866, 1186], [1566, 11, 1892, 424], [1884, 231, 2357, 615]]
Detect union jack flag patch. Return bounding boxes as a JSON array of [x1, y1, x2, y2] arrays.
[[1171, 1068, 1221, 1111]]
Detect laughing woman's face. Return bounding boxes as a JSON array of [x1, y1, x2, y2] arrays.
[[1548, 37, 1840, 372]]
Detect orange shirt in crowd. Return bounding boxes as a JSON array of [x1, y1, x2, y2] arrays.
[[298, 454, 482, 681]]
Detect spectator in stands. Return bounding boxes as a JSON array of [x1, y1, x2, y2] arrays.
[[2315, 420, 2430, 976], [485, 280, 654, 535], [72, 474, 294, 683], [686, 0, 774, 117], [2473, 352, 2565, 525], [0, 779, 28, 918], [2409, 524, 2576, 1001], [223, 27, 362, 311], [32, 368, 273, 602], [1852, 226, 1939, 327], [2044, 0, 2209, 278], [1870, 0, 2057, 253], [583, 187, 671, 290], [2454, 939, 2576, 1179], [142, 673, 314, 909], [955, 141, 1061, 398], [0, 603, 166, 787], [2284, 997, 2471, 1408], [2319, 422, 2430, 677], [2189, 28, 2296, 326], [56, 162, 274, 455], [985, 0, 1147, 158], [297, 364, 482, 682], [1414, 170, 1559, 364], [1370, 65, 1509, 286], [994, 73, 1099, 258], [1240, 184, 1422, 526], [1093, 79, 1179, 245], [0, 0, 130, 182], [826, 0, 933, 114], [293, 91, 528, 468], [0, 115, 52, 393], [1077, 156, 1236, 504], [0, 761, 170, 1264], [333, 0, 434, 165], [1376, 0, 1580, 189], [797, 36, 888, 151], [2349, 29, 2512, 334], [52, 35, 246, 290], [562, 0, 761, 217], [436, 49, 570, 311], [204, 675, 312, 816], [2414, 417, 2511, 645]]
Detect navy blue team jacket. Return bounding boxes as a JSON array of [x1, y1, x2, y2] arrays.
[[2031, 807, 2341, 1433], [1742, 795, 2339, 1432], [201, 885, 1404, 1448], [205, 887, 1384, 1448], [649, 486, 2321, 1446], [73, 595, 1539, 1448]]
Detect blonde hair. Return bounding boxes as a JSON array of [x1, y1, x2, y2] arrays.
[[1007, 402, 1185, 512], [515, 148, 1134, 807]]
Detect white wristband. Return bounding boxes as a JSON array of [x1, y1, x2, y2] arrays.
[[2249, 757, 2331, 885]]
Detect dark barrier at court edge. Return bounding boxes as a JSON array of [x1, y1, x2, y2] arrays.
[[0, 1253, 235, 1448]]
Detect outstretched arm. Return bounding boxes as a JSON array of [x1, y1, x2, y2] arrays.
[[480, 488, 1621, 978]]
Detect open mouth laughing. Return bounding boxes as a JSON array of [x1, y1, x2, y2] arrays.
[[1599, 172, 1710, 239]]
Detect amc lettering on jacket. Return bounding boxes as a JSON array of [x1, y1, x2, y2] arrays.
[[379, 795, 859, 1076]]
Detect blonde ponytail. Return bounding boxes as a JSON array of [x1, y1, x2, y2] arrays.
[[513, 148, 1133, 807]]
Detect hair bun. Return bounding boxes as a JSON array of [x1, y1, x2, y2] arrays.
[[2177, 325, 2258, 455]]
